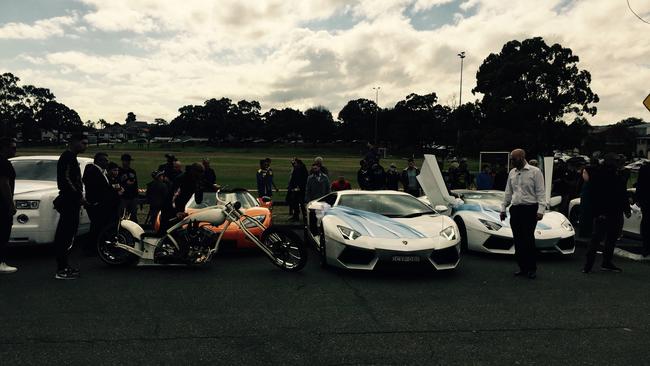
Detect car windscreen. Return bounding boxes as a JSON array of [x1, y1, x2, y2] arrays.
[[188, 191, 259, 209], [337, 194, 435, 218], [12, 160, 58, 181], [461, 191, 504, 209]]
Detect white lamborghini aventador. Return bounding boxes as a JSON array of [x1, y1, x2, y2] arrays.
[[305, 190, 461, 271], [417, 155, 576, 255]]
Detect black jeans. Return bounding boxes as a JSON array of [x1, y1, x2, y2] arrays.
[[509, 204, 538, 273], [54, 203, 81, 270], [86, 204, 115, 254], [586, 214, 624, 269], [0, 213, 13, 263], [641, 207, 650, 255]]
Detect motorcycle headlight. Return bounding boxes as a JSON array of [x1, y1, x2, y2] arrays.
[[15, 200, 40, 209], [561, 219, 574, 232], [243, 215, 266, 228], [337, 225, 362, 240], [478, 219, 502, 231], [440, 226, 456, 240]]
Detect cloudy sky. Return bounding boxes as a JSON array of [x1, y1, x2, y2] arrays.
[[0, 0, 649, 125]]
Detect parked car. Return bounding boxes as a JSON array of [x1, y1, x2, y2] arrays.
[[9, 156, 92, 245], [417, 154, 575, 255], [305, 190, 461, 271]]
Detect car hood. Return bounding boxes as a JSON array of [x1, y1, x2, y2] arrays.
[[454, 202, 557, 230], [14, 180, 58, 196], [326, 206, 434, 239]]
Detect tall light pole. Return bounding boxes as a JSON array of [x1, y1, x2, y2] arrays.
[[457, 51, 466, 107], [372, 86, 380, 145], [456, 52, 466, 151]]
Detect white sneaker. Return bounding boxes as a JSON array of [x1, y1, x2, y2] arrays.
[[0, 262, 17, 274]]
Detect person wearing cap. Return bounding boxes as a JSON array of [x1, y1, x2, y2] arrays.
[[145, 170, 168, 226], [401, 158, 421, 196], [386, 163, 400, 191], [119, 153, 139, 223]]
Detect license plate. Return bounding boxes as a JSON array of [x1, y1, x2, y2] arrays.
[[391, 255, 421, 263]]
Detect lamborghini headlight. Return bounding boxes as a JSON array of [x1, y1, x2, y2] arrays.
[[15, 200, 40, 209], [243, 215, 266, 228], [337, 225, 362, 240], [561, 219, 574, 232], [440, 226, 456, 240], [478, 219, 502, 231]]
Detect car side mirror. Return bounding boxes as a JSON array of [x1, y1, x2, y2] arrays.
[[234, 201, 242, 210], [434, 205, 449, 213], [261, 196, 272, 203]]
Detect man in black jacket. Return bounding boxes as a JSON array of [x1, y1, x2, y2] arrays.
[[82, 152, 116, 256], [583, 153, 631, 273], [0, 137, 17, 274], [53, 133, 88, 280]]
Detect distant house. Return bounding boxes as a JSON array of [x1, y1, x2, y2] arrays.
[[629, 123, 650, 158], [125, 120, 150, 140], [98, 123, 126, 141]]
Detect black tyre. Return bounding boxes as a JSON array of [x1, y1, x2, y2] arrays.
[[97, 223, 139, 266], [260, 226, 308, 272], [318, 226, 330, 269], [455, 218, 468, 252]]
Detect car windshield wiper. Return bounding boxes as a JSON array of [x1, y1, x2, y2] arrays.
[[398, 211, 436, 218]]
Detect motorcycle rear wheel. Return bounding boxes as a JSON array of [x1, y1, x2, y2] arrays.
[[260, 226, 308, 272], [97, 223, 139, 266]]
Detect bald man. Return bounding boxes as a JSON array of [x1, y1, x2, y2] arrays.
[[500, 149, 546, 279]]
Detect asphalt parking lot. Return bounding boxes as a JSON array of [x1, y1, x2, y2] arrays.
[[1, 238, 649, 365]]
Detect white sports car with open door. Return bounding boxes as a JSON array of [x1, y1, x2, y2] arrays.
[[417, 155, 575, 255], [305, 190, 461, 271]]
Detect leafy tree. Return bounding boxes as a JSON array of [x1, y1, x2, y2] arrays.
[[36, 101, 82, 141], [303, 106, 337, 143], [473, 37, 599, 152], [125, 112, 136, 124], [263, 108, 305, 140], [337, 98, 377, 141]]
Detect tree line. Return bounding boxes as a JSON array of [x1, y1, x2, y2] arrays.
[[0, 37, 643, 155]]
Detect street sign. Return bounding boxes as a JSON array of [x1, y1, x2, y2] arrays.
[[645, 93, 650, 112]]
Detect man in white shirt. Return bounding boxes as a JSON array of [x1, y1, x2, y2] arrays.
[[500, 149, 546, 279]]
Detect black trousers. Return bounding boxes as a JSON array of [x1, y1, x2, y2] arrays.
[[0, 213, 13, 263], [509, 204, 538, 272], [641, 208, 650, 255], [54, 203, 81, 270], [586, 214, 624, 269], [86, 204, 115, 254]]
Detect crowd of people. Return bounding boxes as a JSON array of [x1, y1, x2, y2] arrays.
[[0, 134, 648, 280]]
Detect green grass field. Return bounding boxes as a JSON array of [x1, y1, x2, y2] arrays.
[[17, 143, 428, 191]]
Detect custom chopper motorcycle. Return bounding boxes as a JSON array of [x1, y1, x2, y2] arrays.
[[96, 192, 307, 272]]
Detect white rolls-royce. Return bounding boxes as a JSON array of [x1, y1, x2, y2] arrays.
[[9, 155, 92, 245]]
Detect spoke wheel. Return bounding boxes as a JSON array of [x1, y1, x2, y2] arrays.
[[97, 223, 139, 266], [261, 227, 308, 272]]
